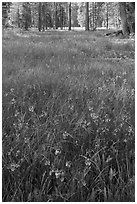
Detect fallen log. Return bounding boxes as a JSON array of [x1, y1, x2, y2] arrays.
[[105, 30, 123, 37]]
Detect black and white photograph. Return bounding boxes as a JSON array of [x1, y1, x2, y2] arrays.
[[2, 2, 135, 202]]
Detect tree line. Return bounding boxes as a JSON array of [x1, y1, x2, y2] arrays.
[[2, 2, 135, 35]]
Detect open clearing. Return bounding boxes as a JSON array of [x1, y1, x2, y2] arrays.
[[2, 29, 135, 202]]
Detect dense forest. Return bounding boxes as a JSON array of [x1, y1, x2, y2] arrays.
[[2, 2, 135, 35], [2, 2, 135, 202]]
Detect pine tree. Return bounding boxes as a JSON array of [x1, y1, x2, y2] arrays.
[[22, 3, 31, 30]]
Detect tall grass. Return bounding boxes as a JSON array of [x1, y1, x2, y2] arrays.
[[2, 29, 135, 201]]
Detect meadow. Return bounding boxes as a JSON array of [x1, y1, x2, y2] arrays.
[[2, 28, 135, 201]]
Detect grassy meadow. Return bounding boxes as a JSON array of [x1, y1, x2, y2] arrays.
[[2, 28, 135, 201]]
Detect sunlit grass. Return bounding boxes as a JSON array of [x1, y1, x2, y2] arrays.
[[2, 29, 135, 202]]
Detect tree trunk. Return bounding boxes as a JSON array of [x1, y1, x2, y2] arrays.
[[38, 2, 42, 32], [61, 6, 63, 30], [42, 3, 46, 31], [55, 3, 58, 29], [94, 2, 97, 30], [119, 2, 130, 35], [17, 8, 20, 28], [92, 3, 95, 30], [68, 2, 71, 30], [127, 2, 135, 33], [106, 3, 109, 29], [85, 2, 89, 31], [45, 3, 47, 30]]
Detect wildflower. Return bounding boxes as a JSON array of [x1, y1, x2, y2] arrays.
[[123, 79, 127, 84], [85, 159, 91, 166], [7, 163, 20, 172], [55, 170, 64, 179], [11, 98, 16, 104], [129, 176, 135, 184], [8, 151, 11, 156], [123, 139, 127, 143], [45, 160, 50, 166], [18, 122, 23, 130], [40, 111, 47, 117], [29, 105, 34, 112], [105, 118, 111, 123], [109, 168, 116, 181], [123, 72, 127, 76], [63, 131, 69, 139], [90, 112, 98, 120], [49, 170, 54, 176], [55, 149, 61, 155], [88, 106, 94, 111], [75, 140, 78, 145], [106, 155, 112, 163], [15, 110, 19, 117], [70, 105, 74, 110], [16, 150, 20, 157], [87, 122, 91, 126], [55, 170, 60, 179], [66, 161, 72, 168], [5, 92, 8, 96], [10, 88, 14, 92], [82, 180, 86, 186], [24, 137, 29, 144], [98, 87, 102, 91], [131, 88, 135, 96], [60, 177, 64, 182]]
